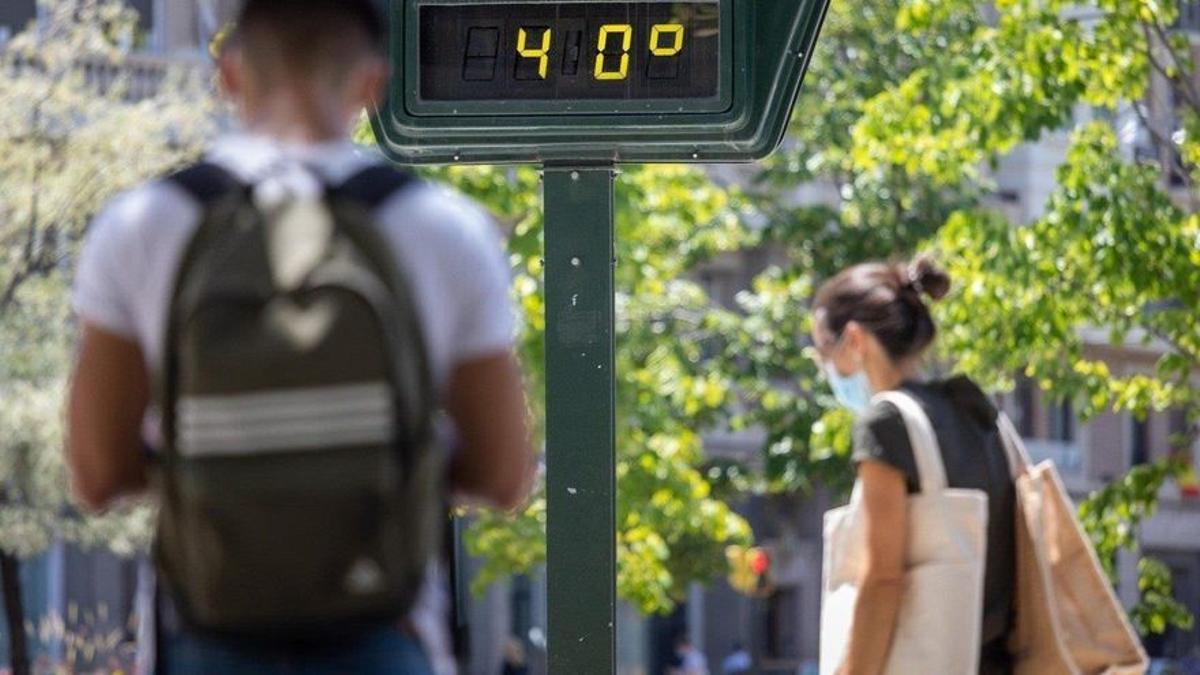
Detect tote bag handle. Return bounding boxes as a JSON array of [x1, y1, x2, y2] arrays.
[[874, 391, 949, 494], [997, 413, 1034, 480]]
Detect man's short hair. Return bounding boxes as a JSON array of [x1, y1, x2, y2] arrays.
[[234, 0, 386, 86]]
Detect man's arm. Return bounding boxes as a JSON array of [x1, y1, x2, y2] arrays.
[[444, 350, 535, 511], [67, 323, 150, 511]]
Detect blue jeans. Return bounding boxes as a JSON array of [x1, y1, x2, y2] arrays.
[[162, 625, 435, 675]]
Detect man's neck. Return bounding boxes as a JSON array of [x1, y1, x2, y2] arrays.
[[245, 122, 349, 145], [241, 91, 354, 144]]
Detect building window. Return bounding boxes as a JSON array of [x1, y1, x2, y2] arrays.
[[1131, 415, 1152, 467], [128, 0, 154, 27], [0, 0, 35, 34], [1176, 1, 1200, 31], [1169, 410, 1192, 454], [510, 574, 533, 645], [1049, 400, 1074, 443], [762, 588, 801, 662], [1015, 377, 1037, 438]]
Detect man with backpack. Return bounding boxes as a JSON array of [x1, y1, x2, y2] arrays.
[[66, 0, 534, 671]]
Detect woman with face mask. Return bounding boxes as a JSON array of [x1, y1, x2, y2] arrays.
[[811, 256, 1016, 675]]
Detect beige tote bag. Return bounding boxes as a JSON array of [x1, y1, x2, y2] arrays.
[[997, 414, 1149, 675], [820, 392, 989, 675]]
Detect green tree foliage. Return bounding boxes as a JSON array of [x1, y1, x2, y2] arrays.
[[0, 0, 213, 561], [423, 2, 1199, 632], [825, 0, 1200, 629], [420, 163, 754, 614]]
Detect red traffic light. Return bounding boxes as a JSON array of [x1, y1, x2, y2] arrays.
[[750, 548, 770, 576]]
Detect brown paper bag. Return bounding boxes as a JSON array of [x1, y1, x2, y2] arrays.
[[999, 416, 1149, 675]]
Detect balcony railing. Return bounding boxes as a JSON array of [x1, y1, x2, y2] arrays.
[[2, 50, 206, 101]]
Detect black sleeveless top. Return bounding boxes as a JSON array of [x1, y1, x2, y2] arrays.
[[851, 376, 1016, 673]]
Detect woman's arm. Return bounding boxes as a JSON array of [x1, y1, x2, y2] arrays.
[[838, 460, 909, 675]]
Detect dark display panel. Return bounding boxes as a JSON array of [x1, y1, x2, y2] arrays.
[[419, 2, 720, 102]]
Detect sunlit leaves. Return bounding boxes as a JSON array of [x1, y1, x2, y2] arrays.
[[937, 123, 1198, 419], [439, 162, 754, 614], [1133, 557, 1196, 636], [1, 0, 212, 559]]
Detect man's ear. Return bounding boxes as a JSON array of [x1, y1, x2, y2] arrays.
[[353, 56, 389, 108], [217, 48, 246, 101]]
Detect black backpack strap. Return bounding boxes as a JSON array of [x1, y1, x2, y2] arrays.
[[158, 161, 242, 437], [330, 163, 435, 456], [156, 161, 238, 675], [335, 164, 417, 210], [157, 162, 247, 528], [167, 161, 242, 207]]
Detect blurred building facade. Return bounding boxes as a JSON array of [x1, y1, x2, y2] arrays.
[[0, 0, 238, 55]]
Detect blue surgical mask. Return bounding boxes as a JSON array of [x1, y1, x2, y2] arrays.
[[825, 363, 872, 414]]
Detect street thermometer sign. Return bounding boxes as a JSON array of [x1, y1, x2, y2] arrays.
[[374, 0, 830, 164], [373, 1, 830, 672]]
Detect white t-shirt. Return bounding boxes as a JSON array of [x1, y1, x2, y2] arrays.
[[73, 133, 516, 673], [75, 132, 515, 410]]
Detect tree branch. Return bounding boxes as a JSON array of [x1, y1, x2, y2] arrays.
[[1131, 100, 1170, 156], [1129, 100, 1194, 196], [1144, 322, 1200, 371], [1148, 19, 1200, 118], [0, 268, 32, 316], [0, 96, 51, 316], [1140, 22, 1200, 113]]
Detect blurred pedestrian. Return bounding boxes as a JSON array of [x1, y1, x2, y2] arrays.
[[811, 256, 1015, 675], [66, 0, 534, 673], [668, 633, 709, 675], [500, 637, 529, 675], [720, 641, 751, 674]]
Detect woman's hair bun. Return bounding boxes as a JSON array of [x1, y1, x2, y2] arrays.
[[814, 256, 948, 361], [905, 255, 951, 301]]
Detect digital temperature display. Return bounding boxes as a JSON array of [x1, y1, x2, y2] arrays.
[[418, 2, 721, 102]]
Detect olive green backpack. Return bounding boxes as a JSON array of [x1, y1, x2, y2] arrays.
[[156, 162, 442, 639]]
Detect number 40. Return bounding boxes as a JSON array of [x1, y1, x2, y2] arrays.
[[517, 23, 685, 82]]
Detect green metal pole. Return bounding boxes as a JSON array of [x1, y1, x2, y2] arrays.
[[544, 166, 617, 673]]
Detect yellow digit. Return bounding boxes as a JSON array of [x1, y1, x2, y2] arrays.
[[517, 27, 551, 79], [594, 24, 632, 81], [650, 23, 684, 57]]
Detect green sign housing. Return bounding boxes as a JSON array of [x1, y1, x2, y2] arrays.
[[374, 0, 830, 165]]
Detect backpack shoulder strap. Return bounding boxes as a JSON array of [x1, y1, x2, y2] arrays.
[[335, 164, 417, 210], [159, 162, 245, 464], [328, 163, 434, 446], [167, 161, 242, 207]]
